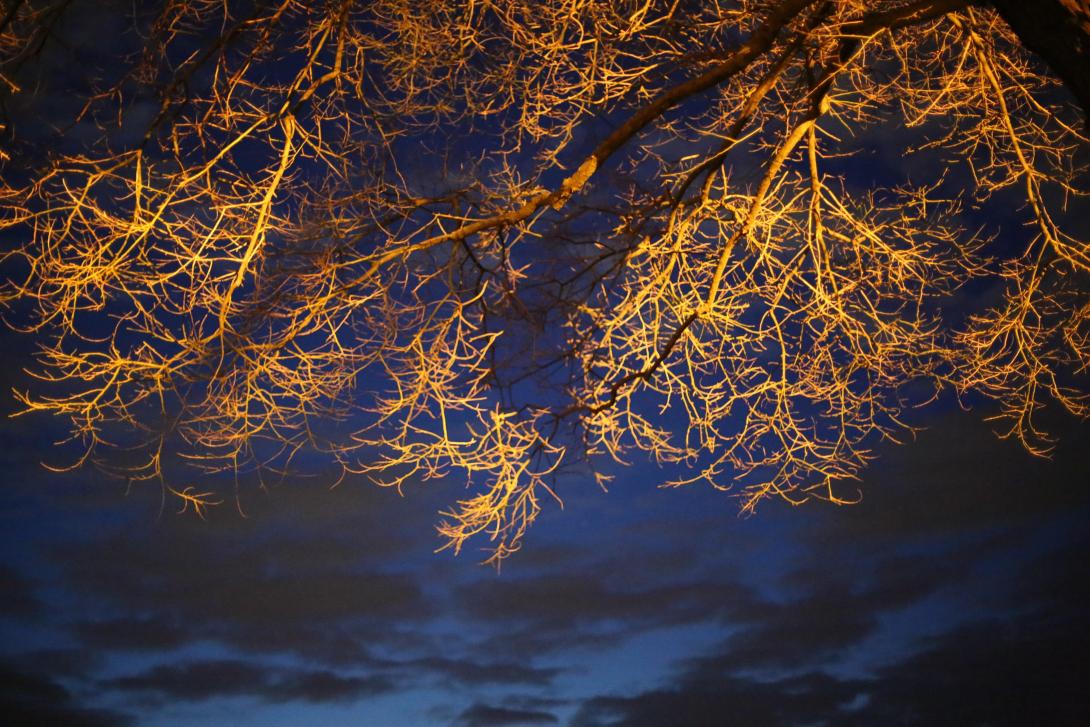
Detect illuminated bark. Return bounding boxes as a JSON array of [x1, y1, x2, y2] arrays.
[[1, 1, 1088, 563]]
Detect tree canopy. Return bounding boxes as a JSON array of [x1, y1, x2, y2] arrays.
[[1, 0, 1088, 563]]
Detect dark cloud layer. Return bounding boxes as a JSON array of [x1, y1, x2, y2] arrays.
[[571, 618, 1090, 727], [106, 659, 395, 705], [570, 671, 860, 727], [1, 401, 1088, 724], [399, 657, 561, 688], [0, 564, 42, 619], [843, 623, 1090, 727], [815, 410, 1090, 543], [42, 482, 441, 671], [570, 527, 1090, 727], [696, 551, 973, 672], [455, 703, 560, 727], [0, 664, 132, 727]]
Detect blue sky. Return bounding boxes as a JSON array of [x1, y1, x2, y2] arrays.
[[2, 338, 1089, 726], [3, 3, 1090, 725]]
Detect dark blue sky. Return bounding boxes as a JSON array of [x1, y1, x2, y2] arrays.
[[2, 315, 1089, 727], [3, 3, 1090, 725]]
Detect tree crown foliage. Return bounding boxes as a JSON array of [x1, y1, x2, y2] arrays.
[[1, 0, 1088, 563]]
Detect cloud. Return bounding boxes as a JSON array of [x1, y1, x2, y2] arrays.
[[14, 649, 101, 680], [0, 565, 43, 619], [398, 656, 560, 687], [571, 530, 1090, 727], [459, 574, 752, 627], [454, 703, 559, 727], [699, 551, 969, 671], [464, 541, 964, 678], [47, 480, 440, 668], [0, 663, 132, 727], [1010, 532, 1090, 622], [571, 616, 1090, 727], [10, 388, 1087, 727], [59, 539, 429, 664], [454, 570, 759, 660], [105, 659, 395, 705], [73, 617, 192, 652], [569, 671, 860, 727], [816, 410, 1090, 543], [838, 621, 1090, 726]]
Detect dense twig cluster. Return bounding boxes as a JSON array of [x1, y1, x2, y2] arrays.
[[1, 0, 1087, 562]]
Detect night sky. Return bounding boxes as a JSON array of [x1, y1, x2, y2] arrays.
[[4, 3, 1090, 726], [1, 316, 1089, 726]]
